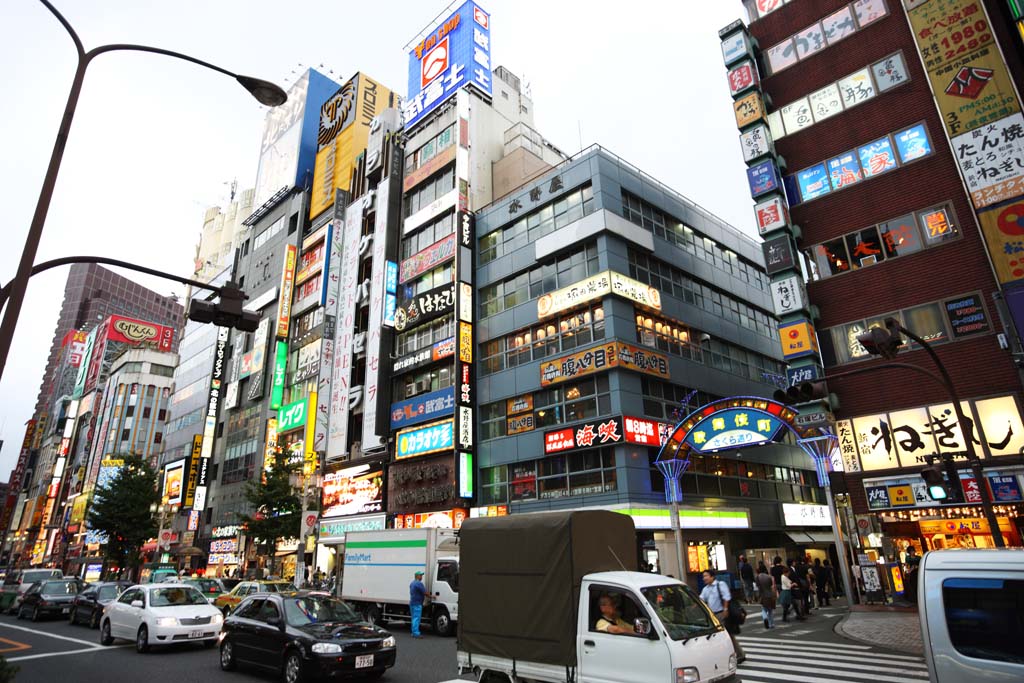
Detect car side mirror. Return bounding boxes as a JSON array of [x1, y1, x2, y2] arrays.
[[634, 617, 652, 637], [131, 600, 144, 609]]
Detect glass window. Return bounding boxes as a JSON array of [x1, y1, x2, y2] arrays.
[[879, 215, 922, 258], [832, 321, 871, 364], [942, 578, 1024, 665], [918, 206, 959, 245], [845, 227, 886, 268], [858, 136, 898, 178], [510, 463, 537, 502], [903, 303, 949, 346]]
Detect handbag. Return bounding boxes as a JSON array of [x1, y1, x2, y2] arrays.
[[717, 581, 746, 625]]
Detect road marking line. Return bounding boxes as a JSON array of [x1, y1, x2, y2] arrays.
[[7, 645, 130, 663], [0, 637, 30, 654], [738, 635, 871, 649], [739, 661, 928, 683], [739, 642, 925, 662], [0, 622, 101, 647], [743, 652, 928, 673]]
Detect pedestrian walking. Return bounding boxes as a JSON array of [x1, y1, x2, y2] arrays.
[[755, 562, 776, 629], [699, 570, 745, 663], [738, 554, 755, 602], [814, 558, 833, 606], [409, 570, 427, 638], [770, 555, 785, 590], [778, 566, 804, 621]]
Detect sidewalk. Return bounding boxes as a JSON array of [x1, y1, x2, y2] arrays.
[[835, 606, 924, 655]]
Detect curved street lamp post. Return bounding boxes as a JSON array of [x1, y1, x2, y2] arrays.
[[0, 0, 287, 381]]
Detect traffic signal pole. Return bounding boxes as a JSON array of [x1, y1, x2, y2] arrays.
[[822, 355, 1006, 548]]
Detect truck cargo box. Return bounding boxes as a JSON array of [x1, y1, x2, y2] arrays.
[[458, 510, 637, 667]]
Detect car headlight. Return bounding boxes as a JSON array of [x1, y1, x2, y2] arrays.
[[382, 636, 396, 648], [312, 642, 343, 654], [675, 667, 699, 683], [155, 617, 178, 627], [211, 613, 224, 625]]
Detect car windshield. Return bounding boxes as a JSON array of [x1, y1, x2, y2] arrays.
[[186, 580, 222, 594], [41, 581, 78, 595], [24, 571, 59, 584], [98, 585, 120, 600], [261, 583, 289, 593], [150, 587, 208, 607], [641, 584, 718, 640], [282, 596, 361, 627]]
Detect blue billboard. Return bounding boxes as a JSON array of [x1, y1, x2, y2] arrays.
[[746, 160, 780, 198], [683, 408, 785, 453], [796, 163, 830, 202], [894, 124, 931, 163], [391, 387, 455, 429], [396, 419, 455, 459], [403, 1, 492, 130]]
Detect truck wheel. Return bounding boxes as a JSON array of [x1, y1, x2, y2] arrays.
[[365, 606, 381, 626], [433, 607, 453, 637], [478, 671, 511, 683]]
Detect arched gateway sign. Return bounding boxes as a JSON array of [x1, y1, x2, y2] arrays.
[[656, 396, 838, 503]]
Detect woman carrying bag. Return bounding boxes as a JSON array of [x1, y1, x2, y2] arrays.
[[755, 562, 777, 629]]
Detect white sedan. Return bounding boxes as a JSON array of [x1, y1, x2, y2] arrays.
[[100, 583, 224, 653]]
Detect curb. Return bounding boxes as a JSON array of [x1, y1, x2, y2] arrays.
[[833, 613, 924, 656]]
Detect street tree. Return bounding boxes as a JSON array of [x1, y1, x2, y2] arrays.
[[238, 449, 302, 576], [86, 454, 160, 580]]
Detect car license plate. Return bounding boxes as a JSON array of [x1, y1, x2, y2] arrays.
[[355, 654, 373, 668], [189, 630, 203, 639]]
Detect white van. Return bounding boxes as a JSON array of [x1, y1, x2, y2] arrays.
[[918, 548, 1024, 682]]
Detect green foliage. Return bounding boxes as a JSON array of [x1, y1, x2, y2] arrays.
[[85, 455, 160, 577], [237, 450, 302, 557], [0, 654, 17, 682]]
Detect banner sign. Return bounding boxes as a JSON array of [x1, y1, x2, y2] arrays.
[[162, 460, 185, 506], [540, 341, 670, 387], [394, 283, 455, 332], [276, 245, 297, 338], [390, 387, 456, 429], [278, 398, 308, 433], [270, 340, 288, 410], [403, 1, 492, 129], [396, 418, 455, 459], [543, 415, 670, 455], [394, 337, 455, 374], [322, 466, 384, 516], [399, 233, 456, 284], [184, 435, 201, 507], [684, 408, 785, 452], [537, 271, 661, 319]]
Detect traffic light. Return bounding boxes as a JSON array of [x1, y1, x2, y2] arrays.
[[920, 463, 949, 501], [188, 282, 260, 332], [773, 380, 829, 405], [856, 324, 904, 359]]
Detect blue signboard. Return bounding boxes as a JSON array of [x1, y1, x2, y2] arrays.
[[384, 261, 398, 327], [390, 387, 455, 429], [828, 151, 862, 190], [988, 475, 1023, 502], [858, 136, 897, 178], [747, 160, 780, 198], [894, 124, 931, 163], [786, 364, 822, 387], [796, 163, 830, 201], [396, 419, 455, 459], [404, 1, 492, 130], [683, 408, 785, 452], [783, 174, 802, 207]]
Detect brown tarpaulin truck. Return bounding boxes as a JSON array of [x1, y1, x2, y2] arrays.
[[454, 510, 736, 683]]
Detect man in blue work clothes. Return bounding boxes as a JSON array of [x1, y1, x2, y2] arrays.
[[409, 570, 427, 638]]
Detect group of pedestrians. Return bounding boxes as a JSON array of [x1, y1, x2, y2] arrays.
[[738, 554, 838, 629]]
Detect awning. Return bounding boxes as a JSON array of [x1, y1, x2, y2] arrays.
[[786, 531, 835, 545], [172, 546, 206, 557]]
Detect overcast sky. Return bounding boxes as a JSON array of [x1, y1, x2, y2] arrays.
[[0, 0, 754, 474]]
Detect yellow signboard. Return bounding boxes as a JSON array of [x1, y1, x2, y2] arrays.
[[309, 73, 394, 220], [184, 435, 202, 507], [978, 202, 1024, 285], [303, 391, 318, 476], [734, 91, 766, 129], [540, 341, 670, 387], [777, 320, 819, 360], [887, 484, 915, 507], [906, 0, 1019, 137]]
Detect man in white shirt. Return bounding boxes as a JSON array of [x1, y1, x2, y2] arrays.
[[699, 570, 745, 663]]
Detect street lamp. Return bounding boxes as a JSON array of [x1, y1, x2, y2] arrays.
[[0, 0, 287, 381]]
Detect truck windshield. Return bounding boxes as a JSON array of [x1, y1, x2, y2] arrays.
[[641, 584, 717, 640]]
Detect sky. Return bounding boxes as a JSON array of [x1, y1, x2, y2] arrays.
[[0, 0, 754, 474]]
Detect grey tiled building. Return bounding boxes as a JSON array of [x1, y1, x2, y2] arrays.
[[473, 146, 827, 579]]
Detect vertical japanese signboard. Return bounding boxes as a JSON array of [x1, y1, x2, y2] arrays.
[[276, 245, 297, 338], [192, 326, 228, 515], [315, 192, 348, 455], [362, 182, 390, 451], [454, 210, 475, 498]]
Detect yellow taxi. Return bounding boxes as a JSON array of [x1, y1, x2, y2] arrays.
[[212, 580, 293, 615]]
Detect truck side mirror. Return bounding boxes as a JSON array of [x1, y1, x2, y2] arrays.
[[634, 617, 652, 637]]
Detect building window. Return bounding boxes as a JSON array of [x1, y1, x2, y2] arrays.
[[253, 216, 285, 252], [479, 243, 600, 319], [640, 378, 719, 421], [405, 124, 456, 174], [404, 166, 455, 215], [480, 305, 606, 376], [479, 184, 595, 263], [481, 448, 617, 504], [479, 375, 611, 440], [479, 465, 508, 505], [401, 364, 454, 399], [402, 211, 456, 261], [396, 315, 456, 357]]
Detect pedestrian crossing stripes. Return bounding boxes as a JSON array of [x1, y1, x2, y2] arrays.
[[735, 636, 929, 683]]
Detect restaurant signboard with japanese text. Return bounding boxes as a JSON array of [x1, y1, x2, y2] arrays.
[[777, 320, 819, 359], [734, 91, 766, 128], [537, 271, 661, 319], [390, 388, 455, 430], [952, 113, 1024, 208], [543, 415, 669, 454], [837, 394, 1024, 472], [978, 200, 1024, 285], [539, 341, 669, 387], [393, 283, 455, 332], [276, 245, 297, 338], [762, 235, 796, 275], [321, 465, 383, 517], [396, 418, 454, 459]]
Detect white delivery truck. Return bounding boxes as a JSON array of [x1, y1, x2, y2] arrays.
[[341, 528, 460, 636], [454, 510, 736, 683]]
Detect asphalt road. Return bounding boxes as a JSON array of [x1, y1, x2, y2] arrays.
[[0, 609, 461, 683]]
